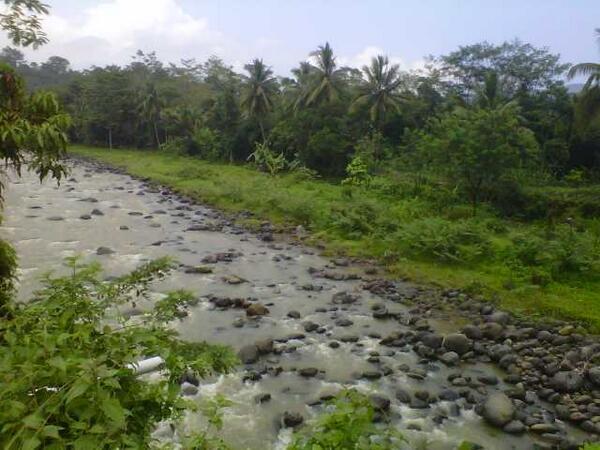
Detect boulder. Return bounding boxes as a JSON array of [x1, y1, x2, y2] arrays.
[[96, 246, 115, 255], [462, 325, 483, 340], [369, 394, 391, 412], [299, 367, 319, 378], [481, 322, 504, 340], [238, 345, 259, 364], [488, 311, 510, 325], [443, 333, 472, 355], [421, 333, 443, 350], [588, 366, 600, 386], [255, 339, 274, 355], [551, 371, 584, 393], [480, 393, 515, 427], [282, 411, 304, 428], [246, 303, 269, 317], [440, 351, 460, 366]]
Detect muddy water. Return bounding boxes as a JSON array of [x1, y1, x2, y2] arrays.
[[0, 163, 575, 449]]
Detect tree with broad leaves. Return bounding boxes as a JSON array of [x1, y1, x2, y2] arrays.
[[0, 0, 49, 49]]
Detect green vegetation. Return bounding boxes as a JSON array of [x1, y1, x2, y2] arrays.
[[0, 257, 237, 449], [70, 144, 600, 330], [289, 390, 405, 450]]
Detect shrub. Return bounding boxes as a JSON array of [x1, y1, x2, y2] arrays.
[[0, 258, 237, 449], [506, 225, 600, 282], [329, 200, 379, 239], [189, 127, 222, 160], [0, 237, 16, 315], [160, 137, 188, 155], [394, 218, 492, 263], [342, 155, 372, 187], [247, 141, 286, 176], [289, 390, 405, 450]]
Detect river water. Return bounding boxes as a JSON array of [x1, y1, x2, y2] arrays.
[[1, 162, 586, 449]]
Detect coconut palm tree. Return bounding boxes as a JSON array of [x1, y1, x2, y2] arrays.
[[304, 42, 344, 107], [568, 28, 600, 120], [288, 61, 316, 110], [351, 55, 404, 129], [568, 28, 600, 91], [241, 58, 278, 141]]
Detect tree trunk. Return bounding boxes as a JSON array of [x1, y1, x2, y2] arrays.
[[259, 119, 266, 143], [108, 128, 113, 150], [153, 122, 161, 149]]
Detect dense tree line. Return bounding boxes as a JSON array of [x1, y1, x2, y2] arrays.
[[2, 37, 599, 180]]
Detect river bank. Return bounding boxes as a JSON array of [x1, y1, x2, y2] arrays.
[[69, 145, 600, 332]]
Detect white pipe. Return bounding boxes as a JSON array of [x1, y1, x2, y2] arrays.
[[127, 356, 165, 375]]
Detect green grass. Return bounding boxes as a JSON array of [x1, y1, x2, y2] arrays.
[[69, 145, 600, 331]]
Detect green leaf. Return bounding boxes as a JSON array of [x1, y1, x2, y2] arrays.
[[22, 436, 41, 450], [42, 425, 62, 439], [65, 377, 90, 404], [22, 414, 44, 429], [101, 397, 126, 428]]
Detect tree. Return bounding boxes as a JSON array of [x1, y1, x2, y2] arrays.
[[351, 55, 404, 129], [568, 28, 600, 120], [0, 46, 25, 67], [417, 104, 539, 213], [304, 42, 345, 107], [0, 0, 49, 48], [438, 40, 569, 100], [138, 81, 163, 149], [241, 58, 278, 141], [0, 62, 70, 198]]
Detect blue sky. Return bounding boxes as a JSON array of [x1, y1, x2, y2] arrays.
[[2, 0, 599, 76]]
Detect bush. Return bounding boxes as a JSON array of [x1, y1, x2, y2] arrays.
[[247, 141, 286, 176], [189, 127, 222, 160], [342, 155, 372, 187], [289, 390, 405, 450], [160, 137, 188, 155], [394, 218, 492, 263], [0, 258, 237, 449], [506, 225, 600, 282], [0, 237, 16, 315], [329, 200, 379, 239]]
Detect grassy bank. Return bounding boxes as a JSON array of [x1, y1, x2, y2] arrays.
[[69, 145, 600, 331]]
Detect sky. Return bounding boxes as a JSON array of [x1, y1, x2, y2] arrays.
[[1, 0, 599, 76]]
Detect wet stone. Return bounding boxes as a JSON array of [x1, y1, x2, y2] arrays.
[[335, 318, 353, 327], [440, 351, 460, 366], [282, 412, 303, 428], [299, 367, 319, 378]]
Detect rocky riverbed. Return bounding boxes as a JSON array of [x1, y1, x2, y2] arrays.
[[1, 160, 598, 449]]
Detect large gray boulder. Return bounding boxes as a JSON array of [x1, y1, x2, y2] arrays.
[[480, 393, 515, 427], [552, 371, 584, 393], [238, 345, 259, 364], [588, 366, 600, 386], [443, 333, 472, 355]]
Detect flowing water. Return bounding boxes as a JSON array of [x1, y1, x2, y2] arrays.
[[1, 163, 586, 449]]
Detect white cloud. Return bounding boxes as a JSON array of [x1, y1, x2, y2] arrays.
[[0, 0, 229, 68], [339, 45, 427, 73]]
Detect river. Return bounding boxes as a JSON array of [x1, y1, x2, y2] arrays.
[[1, 161, 592, 449]]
